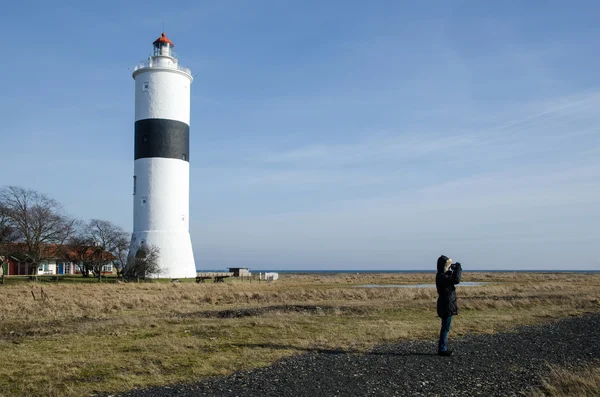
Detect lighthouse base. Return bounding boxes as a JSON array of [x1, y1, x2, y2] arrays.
[[129, 231, 196, 279]]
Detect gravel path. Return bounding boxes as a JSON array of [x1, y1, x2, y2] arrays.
[[115, 312, 600, 397]]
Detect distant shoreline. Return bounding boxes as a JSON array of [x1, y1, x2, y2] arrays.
[[196, 269, 600, 274]]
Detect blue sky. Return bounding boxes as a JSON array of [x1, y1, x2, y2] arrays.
[[1, 1, 599, 270]]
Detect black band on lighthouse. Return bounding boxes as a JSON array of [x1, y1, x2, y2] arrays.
[[135, 119, 189, 161]]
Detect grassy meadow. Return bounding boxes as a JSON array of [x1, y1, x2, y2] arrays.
[[533, 362, 600, 397], [0, 272, 599, 396]]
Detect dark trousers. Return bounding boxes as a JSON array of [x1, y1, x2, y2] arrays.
[[438, 316, 452, 352]]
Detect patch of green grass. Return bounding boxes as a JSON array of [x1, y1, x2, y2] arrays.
[[2, 274, 119, 285], [1, 274, 207, 286]]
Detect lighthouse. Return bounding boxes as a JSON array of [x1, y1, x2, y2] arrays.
[[130, 33, 196, 278]]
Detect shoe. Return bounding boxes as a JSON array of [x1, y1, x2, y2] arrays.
[[438, 350, 453, 356]]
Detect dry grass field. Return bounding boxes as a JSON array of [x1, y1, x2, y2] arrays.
[[0, 272, 598, 396], [532, 362, 600, 397]]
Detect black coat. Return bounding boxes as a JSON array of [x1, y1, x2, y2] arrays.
[[436, 263, 462, 318]]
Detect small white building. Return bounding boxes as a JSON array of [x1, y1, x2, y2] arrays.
[[264, 272, 279, 281]]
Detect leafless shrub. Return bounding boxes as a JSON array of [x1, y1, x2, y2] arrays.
[[124, 244, 162, 281]]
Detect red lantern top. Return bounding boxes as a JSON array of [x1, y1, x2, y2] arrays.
[[153, 32, 174, 47]]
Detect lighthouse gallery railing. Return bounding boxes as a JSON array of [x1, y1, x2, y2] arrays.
[[133, 61, 191, 75]]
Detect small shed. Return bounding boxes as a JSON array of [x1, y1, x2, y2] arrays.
[[264, 272, 279, 281], [228, 267, 251, 277]]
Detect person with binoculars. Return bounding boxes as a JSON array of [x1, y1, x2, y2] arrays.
[[436, 255, 462, 356]]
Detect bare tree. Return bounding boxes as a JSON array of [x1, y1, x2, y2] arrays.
[[112, 235, 131, 279], [0, 203, 17, 243], [0, 202, 18, 260], [124, 244, 161, 281], [86, 219, 129, 281], [65, 230, 95, 277], [66, 219, 129, 281], [0, 186, 76, 279]]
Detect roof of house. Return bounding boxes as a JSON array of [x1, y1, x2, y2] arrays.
[[1, 243, 116, 262]]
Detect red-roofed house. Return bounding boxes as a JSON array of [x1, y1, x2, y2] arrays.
[[0, 244, 116, 276]]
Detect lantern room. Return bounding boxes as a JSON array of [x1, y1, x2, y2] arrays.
[[153, 32, 174, 57]]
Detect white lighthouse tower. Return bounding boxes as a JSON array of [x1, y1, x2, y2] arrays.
[[130, 33, 196, 278]]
